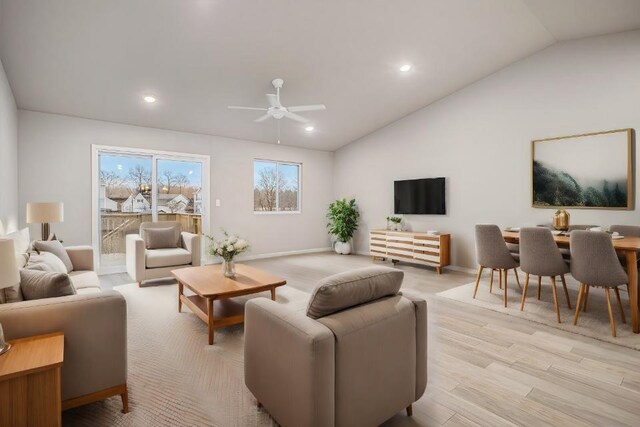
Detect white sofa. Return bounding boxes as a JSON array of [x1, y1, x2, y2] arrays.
[[126, 221, 201, 286]]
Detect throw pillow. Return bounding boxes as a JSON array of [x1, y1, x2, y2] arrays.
[[33, 240, 74, 273], [28, 252, 67, 274], [19, 269, 76, 301], [4, 227, 30, 253], [306, 266, 404, 319], [144, 227, 178, 249]]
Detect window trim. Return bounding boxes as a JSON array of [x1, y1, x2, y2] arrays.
[[253, 158, 302, 215]]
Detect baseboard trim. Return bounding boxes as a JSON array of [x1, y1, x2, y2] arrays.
[[207, 247, 333, 264]]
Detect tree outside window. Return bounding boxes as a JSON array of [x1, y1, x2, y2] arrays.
[[254, 160, 300, 213]]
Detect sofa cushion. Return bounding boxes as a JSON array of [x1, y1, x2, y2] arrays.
[[19, 269, 76, 301], [145, 248, 192, 268], [33, 240, 74, 273], [68, 271, 102, 291], [28, 252, 67, 273], [306, 266, 404, 319], [0, 283, 23, 304], [144, 227, 179, 250]]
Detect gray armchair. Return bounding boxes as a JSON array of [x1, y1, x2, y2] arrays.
[[126, 221, 201, 286], [244, 267, 427, 427]]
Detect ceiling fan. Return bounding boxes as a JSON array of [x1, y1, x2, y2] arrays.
[[228, 78, 326, 125]]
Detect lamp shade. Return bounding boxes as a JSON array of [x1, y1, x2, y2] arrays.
[[26, 202, 64, 224], [0, 238, 20, 290]]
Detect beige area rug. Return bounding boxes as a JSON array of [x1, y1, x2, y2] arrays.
[[62, 282, 311, 426], [437, 274, 640, 350]]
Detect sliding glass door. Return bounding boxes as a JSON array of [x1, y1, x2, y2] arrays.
[[93, 146, 209, 273]]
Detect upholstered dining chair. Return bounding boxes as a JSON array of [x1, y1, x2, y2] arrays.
[[570, 231, 628, 337], [518, 227, 571, 323], [473, 224, 521, 307]]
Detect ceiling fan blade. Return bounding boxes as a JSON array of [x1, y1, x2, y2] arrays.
[[287, 104, 326, 113], [254, 114, 271, 123], [228, 106, 268, 111], [282, 111, 310, 123], [266, 94, 281, 108]]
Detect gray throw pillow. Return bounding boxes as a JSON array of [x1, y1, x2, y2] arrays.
[[33, 240, 73, 273], [145, 227, 178, 249], [20, 269, 76, 301], [306, 266, 404, 319], [28, 252, 67, 273]]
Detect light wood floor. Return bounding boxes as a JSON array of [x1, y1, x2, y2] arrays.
[[101, 253, 640, 427]]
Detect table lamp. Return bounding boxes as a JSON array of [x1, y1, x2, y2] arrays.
[[26, 202, 64, 240], [0, 238, 20, 356]]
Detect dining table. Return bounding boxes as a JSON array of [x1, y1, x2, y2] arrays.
[[502, 230, 640, 334]]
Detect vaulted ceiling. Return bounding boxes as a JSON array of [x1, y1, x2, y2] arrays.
[[1, 0, 639, 151]]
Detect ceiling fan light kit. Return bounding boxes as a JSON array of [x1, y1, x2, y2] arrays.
[[228, 78, 326, 144]]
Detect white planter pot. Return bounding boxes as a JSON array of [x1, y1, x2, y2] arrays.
[[334, 241, 352, 255]]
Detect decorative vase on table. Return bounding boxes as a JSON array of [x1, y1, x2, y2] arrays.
[[552, 209, 570, 231], [206, 231, 250, 279]]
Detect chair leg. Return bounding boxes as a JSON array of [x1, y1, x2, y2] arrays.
[[583, 285, 590, 312], [550, 276, 561, 323], [472, 266, 484, 299], [520, 273, 530, 311], [614, 287, 626, 324], [499, 270, 503, 289], [560, 275, 572, 309], [537, 276, 542, 300], [503, 269, 508, 307], [121, 387, 129, 414], [489, 269, 494, 293], [406, 404, 413, 417], [514, 268, 521, 289], [604, 288, 617, 337], [137, 281, 142, 287], [573, 284, 585, 325]]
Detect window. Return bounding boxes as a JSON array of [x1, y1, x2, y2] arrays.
[[93, 146, 209, 273], [254, 160, 301, 213]]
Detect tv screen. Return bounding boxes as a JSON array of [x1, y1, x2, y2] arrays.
[[394, 177, 446, 215]]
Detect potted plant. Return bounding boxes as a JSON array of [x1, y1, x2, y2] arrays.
[[387, 216, 402, 231], [206, 230, 250, 278], [327, 198, 359, 255]]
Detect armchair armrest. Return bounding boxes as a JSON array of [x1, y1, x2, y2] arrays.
[[65, 245, 94, 271], [0, 292, 127, 401], [401, 291, 428, 401], [245, 298, 335, 427], [181, 232, 201, 266], [126, 234, 145, 282]]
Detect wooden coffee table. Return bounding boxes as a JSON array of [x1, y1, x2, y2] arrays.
[[172, 264, 286, 345]]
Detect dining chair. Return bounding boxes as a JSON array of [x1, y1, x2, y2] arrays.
[[518, 227, 571, 323], [473, 224, 521, 307], [570, 231, 627, 337]]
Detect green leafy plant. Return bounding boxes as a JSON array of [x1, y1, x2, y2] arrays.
[[327, 198, 360, 243], [386, 216, 402, 224]]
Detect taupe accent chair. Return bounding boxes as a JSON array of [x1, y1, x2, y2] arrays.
[[518, 227, 571, 322], [570, 231, 628, 337], [126, 221, 201, 286], [473, 224, 521, 307], [244, 267, 427, 427]]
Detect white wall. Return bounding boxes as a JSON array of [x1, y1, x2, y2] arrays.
[[334, 30, 640, 269], [18, 111, 333, 257], [0, 57, 18, 235]]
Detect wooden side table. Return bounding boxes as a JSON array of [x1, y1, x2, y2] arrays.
[[0, 332, 64, 427]]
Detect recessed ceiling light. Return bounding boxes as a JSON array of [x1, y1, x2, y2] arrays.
[[399, 64, 412, 72], [143, 96, 156, 103], [305, 126, 314, 132]]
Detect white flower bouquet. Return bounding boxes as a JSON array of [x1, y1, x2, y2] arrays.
[[206, 230, 250, 262]]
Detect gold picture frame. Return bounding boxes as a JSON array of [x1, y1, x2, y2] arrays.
[[531, 128, 634, 210]]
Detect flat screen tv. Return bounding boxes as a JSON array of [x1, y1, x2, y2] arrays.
[[394, 177, 446, 215]]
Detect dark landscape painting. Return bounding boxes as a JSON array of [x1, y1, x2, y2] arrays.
[[532, 129, 632, 209]]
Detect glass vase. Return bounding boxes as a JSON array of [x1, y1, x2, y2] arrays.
[[222, 259, 236, 278]]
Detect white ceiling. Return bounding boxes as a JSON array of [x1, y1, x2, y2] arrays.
[[1, 0, 639, 151]]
